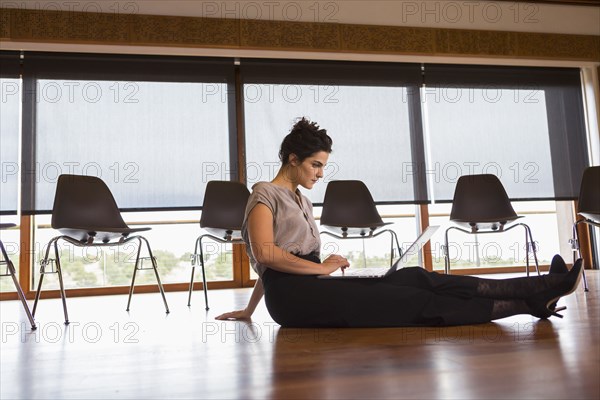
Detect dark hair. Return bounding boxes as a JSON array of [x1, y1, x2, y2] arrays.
[[279, 117, 333, 165]]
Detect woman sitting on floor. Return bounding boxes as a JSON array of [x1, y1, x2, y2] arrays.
[[216, 117, 583, 327]]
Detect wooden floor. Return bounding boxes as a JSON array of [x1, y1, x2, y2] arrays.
[[1, 271, 598, 400]]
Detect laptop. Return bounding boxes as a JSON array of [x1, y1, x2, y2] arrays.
[[317, 226, 439, 279]]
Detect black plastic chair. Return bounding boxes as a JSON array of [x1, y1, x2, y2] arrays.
[[0, 223, 36, 330], [33, 174, 169, 324], [320, 180, 401, 267], [443, 174, 540, 275], [570, 166, 599, 291], [188, 181, 250, 310]]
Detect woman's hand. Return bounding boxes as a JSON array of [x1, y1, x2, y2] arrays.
[[321, 254, 350, 275], [215, 279, 264, 322], [215, 309, 253, 321]]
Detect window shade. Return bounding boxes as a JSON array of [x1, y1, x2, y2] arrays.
[[23, 52, 231, 83], [242, 58, 422, 87], [423, 64, 588, 202], [6, 53, 591, 213], [0, 51, 21, 215], [21, 52, 236, 214], [242, 59, 427, 205], [0, 51, 20, 78]]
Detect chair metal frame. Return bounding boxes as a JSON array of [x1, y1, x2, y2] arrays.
[[188, 231, 244, 310], [0, 224, 37, 330], [320, 228, 402, 268], [33, 234, 170, 324], [32, 174, 170, 324], [442, 174, 541, 276], [187, 181, 250, 310], [567, 166, 598, 292], [443, 222, 540, 275], [570, 219, 594, 292], [319, 180, 402, 267]]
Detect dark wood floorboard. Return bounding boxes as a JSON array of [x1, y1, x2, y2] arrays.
[[1, 271, 598, 399]]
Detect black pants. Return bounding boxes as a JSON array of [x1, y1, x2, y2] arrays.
[[262, 254, 494, 328]]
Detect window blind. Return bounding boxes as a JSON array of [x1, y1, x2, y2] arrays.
[[242, 59, 427, 205], [0, 51, 21, 215], [21, 52, 237, 214], [423, 64, 588, 202]]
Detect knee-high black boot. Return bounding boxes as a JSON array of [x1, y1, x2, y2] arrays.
[[475, 255, 574, 299], [489, 260, 583, 320]]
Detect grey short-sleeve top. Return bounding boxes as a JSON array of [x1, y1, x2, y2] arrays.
[[242, 182, 321, 277]]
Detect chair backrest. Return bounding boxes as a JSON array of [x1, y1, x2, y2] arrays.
[[450, 174, 518, 224], [200, 181, 250, 230], [578, 166, 600, 220], [51, 174, 128, 230], [320, 180, 384, 228]]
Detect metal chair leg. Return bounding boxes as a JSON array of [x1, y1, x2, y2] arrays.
[[32, 268, 45, 318], [126, 262, 138, 311], [573, 221, 590, 292], [150, 259, 169, 313], [33, 237, 69, 324], [199, 237, 209, 311], [10, 265, 37, 330], [581, 264, 589, 292], [200, 261, 209, 311], [387, 229, 402, 267], [519, 223, 540, 277], [443, 227, 454, 274], [524, 227, 531, 277], [187, 266, 196, 307], [126, 239, 142, 311], [188, 237, 201, 307], [189, 236, 210, 310], [142, 238, 169, 314], [53, 240, 70, 325], [126, 237, 169, 313], [1, 240, 36, 330], [32, 239, 54, 317]]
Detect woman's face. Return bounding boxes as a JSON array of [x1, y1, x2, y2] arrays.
[[290, 151, 330, 190]]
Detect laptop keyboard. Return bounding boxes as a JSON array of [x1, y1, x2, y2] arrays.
[[342, 267, 389, 277]]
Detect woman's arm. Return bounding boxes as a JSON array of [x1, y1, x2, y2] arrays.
[[215, 278, 264, 321], [215, 203, 347, 321], [247, 203, 348, 275]]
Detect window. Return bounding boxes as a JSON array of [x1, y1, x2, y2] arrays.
[[22, 52, 237, 213], [0, 218, 20, 293], [421, 64, 589, 270], [19, 52, 239, 292], [245, 84, 418, 203], [422, 64, 588, 202], [0, 52, 22, 294], [1, 52, 21, 215], [242, 59, 426, 205], [1, 51, 595, 297], [33, 80, 231, 211]]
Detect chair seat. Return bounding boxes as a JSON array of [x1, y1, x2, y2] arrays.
[[0, 223, 16, 230], [579, 212, 600, 224], [321, 221, 393, 237], [202, 227, 243, 241], [57, 226, 151, 243], [451, 215, 522, 231]]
